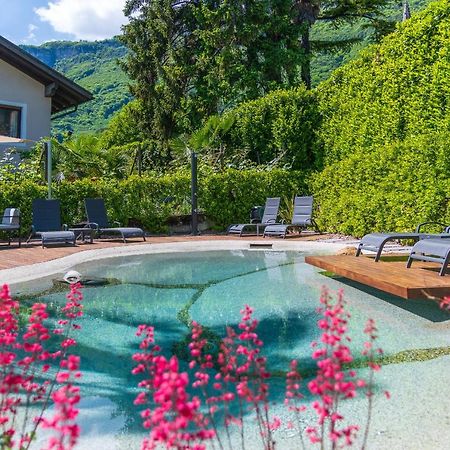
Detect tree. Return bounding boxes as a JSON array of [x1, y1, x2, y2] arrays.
[[120, 0, 308, 146], [120, 0, 400, 162], [293, 0, 397, 88]]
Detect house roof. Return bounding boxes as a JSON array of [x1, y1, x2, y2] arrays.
[[0, 36, 93, 114]]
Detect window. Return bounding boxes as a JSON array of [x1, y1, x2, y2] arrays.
[[0, 105, 22, 138]]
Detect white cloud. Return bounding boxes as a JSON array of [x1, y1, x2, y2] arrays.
[[26, 24, 38, 41], [35, 0, 126, 41]]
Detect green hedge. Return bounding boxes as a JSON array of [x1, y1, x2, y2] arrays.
[[202, 88, 320, 170], [316, 0, 450, 165], [0, 169, 307, 235], [311, 133, 450, 236], [309, 0, 450, 236]]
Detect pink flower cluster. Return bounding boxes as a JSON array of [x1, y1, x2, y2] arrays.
[[305, 288, 362, 446], [439, 296, 450, 311], [133, 290, 388, 449], [0, 282, 83, 450], [188, 306, 276, 449], [132, 325, 214, 450]]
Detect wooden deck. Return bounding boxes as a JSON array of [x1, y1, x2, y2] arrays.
[[305, 255, 450, 299]]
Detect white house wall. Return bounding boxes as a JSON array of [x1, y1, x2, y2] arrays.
[[0, 58, 51, 155]]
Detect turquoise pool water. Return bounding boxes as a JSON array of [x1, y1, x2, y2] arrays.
[[18, 250, 450, 449]]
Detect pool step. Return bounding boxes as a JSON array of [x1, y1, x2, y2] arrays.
[[249, 243, 273, 249]]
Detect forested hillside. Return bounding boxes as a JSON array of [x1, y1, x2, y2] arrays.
[[22, 39, 131, 134]]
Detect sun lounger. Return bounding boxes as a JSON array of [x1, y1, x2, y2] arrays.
[[0, 208, 21, 246], [406, 239, 450, 276], [356, 222, 450, 261], [228, 197, 280, 237], [84, 198, 146, 243], [27, 199, 75, 248], [263, 196, 320, 238]]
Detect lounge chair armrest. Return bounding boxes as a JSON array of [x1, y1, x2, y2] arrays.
[[265, 219, 277, 224], [63, 224, 68, 231], [112, 220, 121, 227], [446, 226, 450, 233], [85, 222, 99, 230], [415, 221, 449, 233]]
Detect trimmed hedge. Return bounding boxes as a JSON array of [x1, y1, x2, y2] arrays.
[[316, 0, 450, 165], [311, 132, 450, 236], [0, 169, 307, 235], [310, 0, 450, 235]]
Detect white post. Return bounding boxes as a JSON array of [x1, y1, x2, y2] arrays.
[[47, 140, 52, 199]]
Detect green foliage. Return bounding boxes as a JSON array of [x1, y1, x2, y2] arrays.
[[120, 0, 310, 146], [317, 0, 450, 164], [20, 3, 430, 138], [50, 134, 137, 180], [311, 1, 432, 86], [191, 88, 320, 170], [311, 133, 450, 236], [200, 169, 308, 227], [99, 100, 145, 148], [0, 170, 306, 234], [311, 0, 450, 235]]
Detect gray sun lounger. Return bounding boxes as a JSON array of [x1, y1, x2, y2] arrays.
[[407, 239, 450, 276], [356, 222, 450, 262], [263, 196, 320, 238], [0, 208, 21, 246], [228, 197, 280, 237], [85, 198, 146, 243], [27, 199, 75, 248]]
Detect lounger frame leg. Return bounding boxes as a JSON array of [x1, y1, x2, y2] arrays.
[[374, 247, 384, 262], [311, 219, 321, 234], [406, 254, 415, 269], [439, 253, 450, 276]]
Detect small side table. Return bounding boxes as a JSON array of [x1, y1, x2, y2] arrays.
[[69, 227, 95, 244]]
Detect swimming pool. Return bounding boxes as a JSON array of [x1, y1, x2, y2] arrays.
[[15, 249, 450, 449]]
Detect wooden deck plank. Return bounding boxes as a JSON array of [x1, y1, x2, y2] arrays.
[[305, 255, 450, 299]]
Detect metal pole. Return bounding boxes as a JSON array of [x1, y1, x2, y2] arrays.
[[46, 140, 52, 199], [191, 151, 199, 235]]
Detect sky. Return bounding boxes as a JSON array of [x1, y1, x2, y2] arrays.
[[0, 0, 127, 45]]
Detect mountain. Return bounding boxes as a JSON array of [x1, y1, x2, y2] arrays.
[[21, 39, 132, 135]]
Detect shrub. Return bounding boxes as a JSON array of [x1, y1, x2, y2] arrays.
[[0, 169, 307, 234], [316, 0, 450, 165], [193, 88, 321, 171], [309, 0, 450, 235], [311, 133, 450, 236]]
